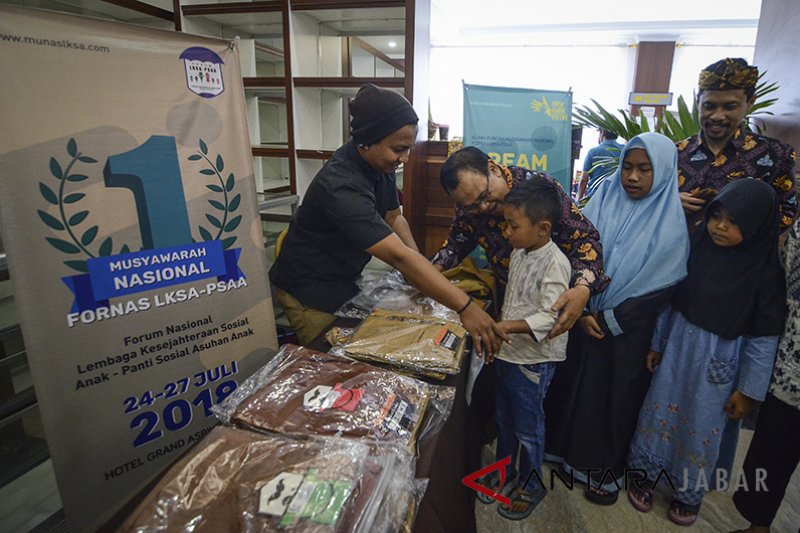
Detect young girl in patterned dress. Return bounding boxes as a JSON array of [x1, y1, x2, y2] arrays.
[[627, 179, 787, 526]]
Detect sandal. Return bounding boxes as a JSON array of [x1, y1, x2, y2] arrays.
[[475, 470, 516, 505], [668, 499, 701, 526], [497, 486, 547, 521], [584, 484, 619, 506], [627, 482, 654, 513]]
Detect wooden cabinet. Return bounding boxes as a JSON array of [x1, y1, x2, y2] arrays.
[[404, 140, 457, 257]]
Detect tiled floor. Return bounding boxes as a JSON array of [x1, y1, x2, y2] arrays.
[[475, 429, 800, 532]]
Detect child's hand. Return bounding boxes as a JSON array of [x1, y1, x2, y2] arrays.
[[479, 320, 517, 364], [578, 314, 605, 339], [495, 321, 515, 340], [724, 391, 754, 420], [646, 350, 662, 373]]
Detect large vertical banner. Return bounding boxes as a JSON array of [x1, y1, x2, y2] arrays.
[[0, 6, 278, 530], [464, 83, 573, 191]]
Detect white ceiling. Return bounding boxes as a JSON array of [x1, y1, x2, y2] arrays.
[[430, 0, 763, 46]]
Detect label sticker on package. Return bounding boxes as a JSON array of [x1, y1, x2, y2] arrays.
[[330, 383, 363, 411], [435, 327, 461, 351], [378, 394, 417, 433], [258, 472, 304, 517], [280, 470, 353, 527], [285, 478, 316, 518], [303, 385, 334, 411]]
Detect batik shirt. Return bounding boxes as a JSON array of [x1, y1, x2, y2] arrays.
[[431, 166, 609, 295], [677, 126, 798, 231], [771, 217, 800, 410]]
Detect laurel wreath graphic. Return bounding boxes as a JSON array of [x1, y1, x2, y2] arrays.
[[37, 138, 131, 273], [188, 138, 240, 250], [38, 138, 241, 274]]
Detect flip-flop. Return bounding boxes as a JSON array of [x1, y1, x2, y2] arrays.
[[475, 471, 517, 505], [627, 483, 654, 513], [584, 484, 619, 505], [668, 499, 701, 526], [497, 486, 547, 521]]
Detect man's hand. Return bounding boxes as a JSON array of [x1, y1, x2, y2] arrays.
[[578, 314, 605, 339], [724, 390, 755, 420], [549, 285, 591, 338], [680, 191, 706, 214], [645, 350, 662, 373], [460, 303, 509, 359]]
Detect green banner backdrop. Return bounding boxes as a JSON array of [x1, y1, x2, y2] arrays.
[[464, 83, 573, 191]]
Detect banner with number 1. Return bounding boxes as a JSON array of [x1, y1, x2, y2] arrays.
[[0, 5, 278, 531]]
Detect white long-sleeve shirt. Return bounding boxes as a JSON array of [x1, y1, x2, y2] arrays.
[[497, 240, 571, 365]]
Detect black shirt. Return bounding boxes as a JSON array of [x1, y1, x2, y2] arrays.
[[269, 140, 399, 313]]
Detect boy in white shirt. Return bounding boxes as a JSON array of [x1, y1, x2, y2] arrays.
[[478, 177, 571, 520]]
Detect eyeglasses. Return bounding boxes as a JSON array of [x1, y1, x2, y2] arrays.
[[458, 174, 492, 213]]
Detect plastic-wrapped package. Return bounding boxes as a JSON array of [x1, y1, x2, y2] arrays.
[[324, 328, 446, 381], [324, 326, 355, 348], [213, 344, 454, 449], [381, 478, 428, 533], [335, 270, 459, 322], [342, 309, 467, 378], [348, 450, 425, 533], [122, 426, 419, 533]]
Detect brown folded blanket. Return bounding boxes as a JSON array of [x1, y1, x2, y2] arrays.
[[231, 345, 430, 448], [343, 309, 467, 377], [121, 427, 384, 532]]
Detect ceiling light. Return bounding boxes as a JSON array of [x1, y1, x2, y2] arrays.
[[388, 41, 397, 48]]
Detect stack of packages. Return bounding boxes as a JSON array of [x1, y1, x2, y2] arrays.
[[215, 344, 454, 450], [331, 270, 481, 379], [340, 309, 468, 379], [121, 426, 415, 532], [123, 344, 454, 532]]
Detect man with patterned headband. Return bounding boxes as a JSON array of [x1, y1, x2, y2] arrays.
[[678, 57, 797, 232]]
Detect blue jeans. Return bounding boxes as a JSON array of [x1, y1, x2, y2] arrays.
[[494, 359, 556, 492]]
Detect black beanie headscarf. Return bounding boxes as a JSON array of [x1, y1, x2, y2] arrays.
[[349, 83, 419, 146], [673, 179, 787, 340]]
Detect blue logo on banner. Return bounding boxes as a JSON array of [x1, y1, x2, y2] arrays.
[[39, 135, 247, 313]]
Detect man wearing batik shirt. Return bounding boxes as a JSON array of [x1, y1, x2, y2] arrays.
[[679, 57, 797, 233], [433, 146, 609, 338]]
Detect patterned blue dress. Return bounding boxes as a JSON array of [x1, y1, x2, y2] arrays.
[[627, 305, 778, 505]]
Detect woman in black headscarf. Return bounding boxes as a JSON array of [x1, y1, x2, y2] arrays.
[[626, 179, 786, 526], [270, 84, 505, 352]]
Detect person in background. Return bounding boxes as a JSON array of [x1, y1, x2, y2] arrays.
[[269, 84, 506, 354], [731, 216, 800, 533], [473, 178, 571, 521], [545, 132, 689, 506], [627, 179, 786, 527], [577, 129, 624, 201], [677, 58, 797, 233]]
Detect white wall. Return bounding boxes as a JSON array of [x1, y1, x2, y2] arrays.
[[753, 0, 800, 151]]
